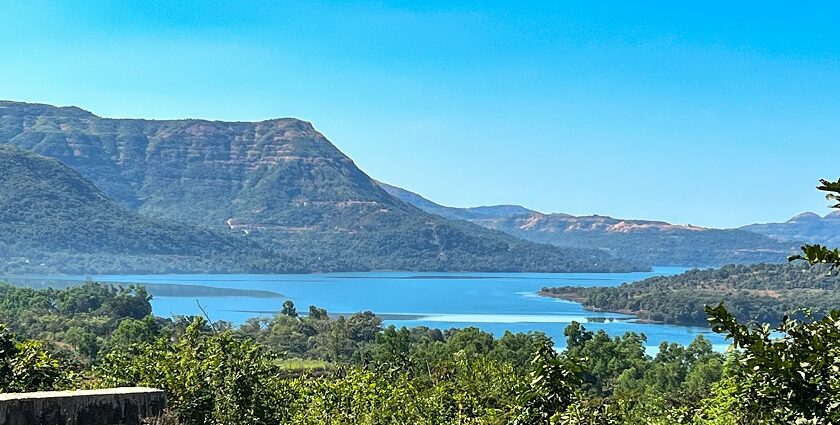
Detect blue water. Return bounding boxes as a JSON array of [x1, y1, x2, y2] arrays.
[[13, 267, 728, 350]]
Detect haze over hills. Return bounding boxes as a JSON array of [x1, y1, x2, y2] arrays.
[[379, 182, 799, 267], [0, 101, 644, 273], [740, 212, 840, 246]]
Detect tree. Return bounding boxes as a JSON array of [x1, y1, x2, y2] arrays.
[[564, 328, 648, 397], [789, 178, 840, 267], [280, 300, 298, 318], [514, 339, 581, 424], [443, 327, 495, 357], [95, 318, 294, 424], [491, 331, 553, 374], [0, 325, 71, 393], [100, 285, 152, 320], [307, 305, 328, 321], [705, 177, 840, 423], [373, 326, 412, 370], [104, 316, 162, 353], [64, 326, 100, 358], [706, 304, 840, 423]]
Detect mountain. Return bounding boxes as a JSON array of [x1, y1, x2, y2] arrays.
[[377, 181, 536, 221], [0, 145, 296, 274], [466, 205, 537, 218], [740, 212, 840, 246], [0, 101, 645, 273], [480, 215, 797, 267], [378, 182, 798, 267]]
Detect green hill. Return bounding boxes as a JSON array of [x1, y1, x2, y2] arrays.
[[0, 101, 645, 273], [0, 145, 300, 274], [540, 263, 840, 326]]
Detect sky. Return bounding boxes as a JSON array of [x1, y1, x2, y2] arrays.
[[1, 1, 839, 228]]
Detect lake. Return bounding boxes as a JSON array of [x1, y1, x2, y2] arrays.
[[9, 267, 729, 351]]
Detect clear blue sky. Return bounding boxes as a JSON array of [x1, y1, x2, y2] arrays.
[[2, 1, 839, 228]]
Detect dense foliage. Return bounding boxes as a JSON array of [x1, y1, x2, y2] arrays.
[[0, 281, 732, 424], [0, 281, 159, 362], [0, 276, 837, 424], [789, 178, 840, 268], [706, 304, 840, 423], [540, 263, 840, 326], [0, 325, 72, 393]]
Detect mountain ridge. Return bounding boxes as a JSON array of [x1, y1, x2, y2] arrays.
[[0, 100, 645, 273], [378, 181, 799, 267], [740, 211, 840, 246]]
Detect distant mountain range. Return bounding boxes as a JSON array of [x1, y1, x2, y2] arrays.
[[0, 101, 644, 274], [378, 183, 801, 267], [376, 182, 537, 221], [740, 212, 840, 246]]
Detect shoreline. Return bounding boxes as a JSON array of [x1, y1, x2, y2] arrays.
[[537, 290, 665, 325]]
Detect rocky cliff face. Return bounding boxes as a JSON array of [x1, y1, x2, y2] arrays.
[[0, 101, 644, 273], [0, 101, 395, 228]]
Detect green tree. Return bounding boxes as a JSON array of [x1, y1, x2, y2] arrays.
[[373, 326, 413, 370], [280, 300, 298, 318], [0, 325, 71, 393], [443, 326, 495, 357], [307, 305, 328, 321], [103, 316, 161, 353], [491, 331, 552, 374], [789, 178, 840, 267], [64, 326, 100, 358], [514, 339, 581, 424], [95, 318, 294, 424], [704, 177, 840, 423], [706, 304, 840, 423], [564, 325, 648, 397]]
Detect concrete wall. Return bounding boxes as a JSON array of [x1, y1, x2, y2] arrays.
[[0, 387, 166, 425]]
